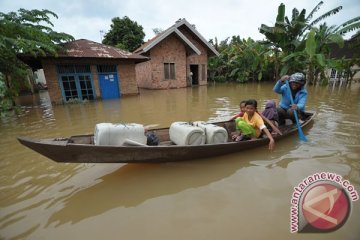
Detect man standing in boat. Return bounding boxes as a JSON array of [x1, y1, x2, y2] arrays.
[[273, 73, 308, 125]]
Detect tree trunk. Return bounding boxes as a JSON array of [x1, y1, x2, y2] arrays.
[[274, 51, 280, 80], [4, 74, 15, 108], [308, 64, 314, 85]]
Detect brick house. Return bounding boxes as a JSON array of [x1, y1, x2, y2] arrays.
[[21, 39, 148, 104], [134, 18, 219, 89]]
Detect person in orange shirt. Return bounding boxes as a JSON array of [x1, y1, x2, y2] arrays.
[[233, 99, 275, 151]]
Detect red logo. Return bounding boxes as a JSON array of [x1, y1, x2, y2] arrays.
[[301, 183, 350, 232]]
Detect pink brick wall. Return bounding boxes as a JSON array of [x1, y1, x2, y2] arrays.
[[135, 61, 152, 88], [42, 59, 62, 104], [180, 27, 209, 86], [136, 34, 187, 89], [118, 61, 139, 94], [136, 30, 210, 89]]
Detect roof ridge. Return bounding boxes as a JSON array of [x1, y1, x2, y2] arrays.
[[134, 18, 219, 56]]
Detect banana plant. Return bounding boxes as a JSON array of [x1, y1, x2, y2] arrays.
[[281, 29, 326, 84], [334, 16, 360, 35], [260, 1, 350, 80]]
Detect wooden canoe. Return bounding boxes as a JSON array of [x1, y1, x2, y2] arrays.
[[17, 112, 315, 163]]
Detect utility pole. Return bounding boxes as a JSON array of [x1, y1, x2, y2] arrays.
[[99, 30, 104, 42]]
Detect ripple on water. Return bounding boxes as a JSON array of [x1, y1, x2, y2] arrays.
[[286, 159, 352, 186]]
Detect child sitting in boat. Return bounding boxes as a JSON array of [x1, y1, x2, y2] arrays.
[[233, 117, 256, 141], [230, 100, 247, 120], [232, 99, 275, 151]]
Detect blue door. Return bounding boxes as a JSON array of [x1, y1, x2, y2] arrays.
[[98, 73, 120, 99]]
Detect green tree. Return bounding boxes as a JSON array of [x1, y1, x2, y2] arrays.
[[102, 16, 145, 52], [0, 8, 74, 110], [228, 38, 272, 82], [333, 17, 360, 36], [282, 29, 326, 84], [208, 37, 231, 82], [208, 37, 274, 83], [281, 20, 360, 84], [299, 1, 342, 36], [331, 56, 360, 85], [259, 1, 343, 79], [259, 3, 303, 79], [0, 73, 12, 111]]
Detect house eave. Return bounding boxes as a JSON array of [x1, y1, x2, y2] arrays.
[[142, 28, 201, 55], [175, 19, 219, 57]]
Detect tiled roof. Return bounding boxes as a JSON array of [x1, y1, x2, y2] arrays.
[[329, 33, 360, 59], [134, 34, 159, 53], [59, 39, 148, 61]]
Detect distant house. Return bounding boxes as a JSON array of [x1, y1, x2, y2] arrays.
[[21, 39, 148, 104], [326, 33, 360, 83], [134, 18, 219, 89]]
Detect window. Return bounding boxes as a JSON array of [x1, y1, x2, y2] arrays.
[[97, 65, 117, 73], [58, 65, 75, 74], [57, 64, 94, 102], [164, 63, 175, 80], [61, 75, 78, 101], [79, 75, 95, 100], [58, 65, 90, 74]]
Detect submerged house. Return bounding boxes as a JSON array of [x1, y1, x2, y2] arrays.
[[134, 18, 219, 89], [21, 39, 148, 104], [326, 33, 360, 83], [20, 19, 219, 104]]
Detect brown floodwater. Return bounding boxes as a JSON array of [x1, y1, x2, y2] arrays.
[[0, 82, 359, 239]]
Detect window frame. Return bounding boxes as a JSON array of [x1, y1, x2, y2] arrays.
[[164, 63, 175, 80], [57, 64, 95, 102]]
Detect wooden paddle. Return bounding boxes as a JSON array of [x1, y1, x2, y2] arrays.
[[285, 80, 308, 142]]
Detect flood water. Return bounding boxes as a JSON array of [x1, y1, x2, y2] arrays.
[[0, 82, 359, 239]]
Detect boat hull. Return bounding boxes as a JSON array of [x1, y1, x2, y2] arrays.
[[18, 112, 315, 163]]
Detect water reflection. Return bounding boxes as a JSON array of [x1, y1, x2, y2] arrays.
[[46, 155, 250, 226], [45, 128, 327, 227]]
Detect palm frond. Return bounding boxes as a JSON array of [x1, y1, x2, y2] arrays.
[[337, 22, 360, 35], [328, 25, 337, 33], [315, 54, 325, 66], [280, 65, 289, 76], [334, 16, 360, 32], [292, 8, 299, 22], [305, 1, 324, 23], [282, 52, 303, 62], [276, 3, 285, 23], [327, 33, 344, 47], [298, 9, 306, 23], [309, 6, 343, 27], [259, 24, 274, 34], [285, 17, 291, 25]]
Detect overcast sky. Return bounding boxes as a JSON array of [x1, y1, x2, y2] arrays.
[[2, 0, 360, 43]]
